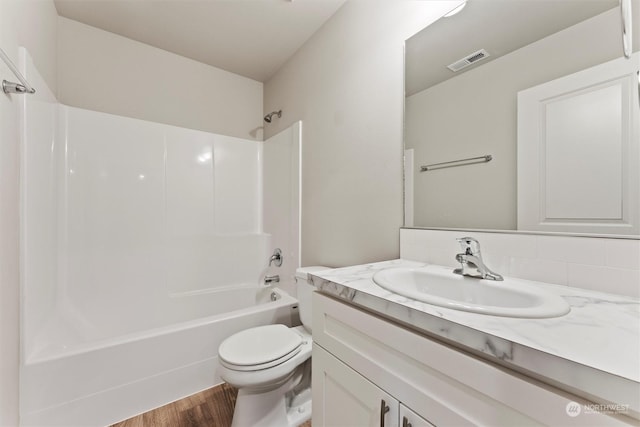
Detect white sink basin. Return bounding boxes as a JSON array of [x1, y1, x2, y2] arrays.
[[372, 265, 570, 318]]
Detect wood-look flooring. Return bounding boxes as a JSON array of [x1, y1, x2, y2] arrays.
[[111, 383, 312, 427]]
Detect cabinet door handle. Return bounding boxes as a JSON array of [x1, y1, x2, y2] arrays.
[[402, 416, 413, 427], [380, 400, 390, 427]]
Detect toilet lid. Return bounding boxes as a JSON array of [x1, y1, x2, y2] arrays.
[[219, 324, 302, 367]]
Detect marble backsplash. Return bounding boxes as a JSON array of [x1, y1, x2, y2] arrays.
[[400, 228, 640, 298]]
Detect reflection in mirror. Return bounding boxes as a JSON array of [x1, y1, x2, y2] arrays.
[[404, 0, 640, 237]]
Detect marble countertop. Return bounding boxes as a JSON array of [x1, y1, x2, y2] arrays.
[[310, 259, 640, 413]]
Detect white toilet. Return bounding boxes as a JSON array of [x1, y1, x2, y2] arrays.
[[217, 266, 326, 427]]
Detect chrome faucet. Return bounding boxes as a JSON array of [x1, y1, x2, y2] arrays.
[[453, 237, 503, 281], [264, 274, 280, 285], [265, 249, 282, 286], [269, 248, 283, 267]]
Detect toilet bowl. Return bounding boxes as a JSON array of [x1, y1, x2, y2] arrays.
[[217, 266, 327, 427]]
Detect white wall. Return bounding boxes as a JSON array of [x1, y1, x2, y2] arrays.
[[0, 1, 58, 424], [406, 8, 638, 230], [57, 17, 264, 141], [264, 1, 459, 268]]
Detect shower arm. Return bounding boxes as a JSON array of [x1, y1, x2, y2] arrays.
[[264, 110, 282, 123]]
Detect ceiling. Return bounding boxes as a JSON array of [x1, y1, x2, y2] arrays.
[[54, 0, 346, 82], [405, 0, 619, 96]]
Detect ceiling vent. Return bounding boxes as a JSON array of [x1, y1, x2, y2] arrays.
[[447, 49, 490, 72]]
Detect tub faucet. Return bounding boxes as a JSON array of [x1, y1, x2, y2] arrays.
[[269, 248, 283, 267], [453, 237, 503, 281], [264, 275, 280, 285]]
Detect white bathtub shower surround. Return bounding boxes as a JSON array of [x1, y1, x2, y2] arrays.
[[263, 122, 302, 297], [26, 104, 268, 360], [19, 47, 59, 364], [310, 260, 640, 419], [19, 48, 303, 426], [21, 288, 299, 427]]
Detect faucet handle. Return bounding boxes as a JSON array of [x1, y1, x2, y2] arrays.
[[456, 237, 481, 256], [269, 248, 283, 267]]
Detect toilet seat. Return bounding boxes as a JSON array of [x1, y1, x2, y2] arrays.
[[219, 324, 303, 371]]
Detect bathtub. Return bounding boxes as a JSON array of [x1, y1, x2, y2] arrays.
[[20, 286, 299, 427]]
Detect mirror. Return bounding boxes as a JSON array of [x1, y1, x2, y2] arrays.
[[404, 0, 640, 237]]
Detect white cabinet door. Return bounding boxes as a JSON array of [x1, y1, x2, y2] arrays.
[[517, 52, 639, 235], [400, 404, 435, 427], [313, 345, 399, 427]]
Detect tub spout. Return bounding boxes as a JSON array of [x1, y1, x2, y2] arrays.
[[264, 275, 280, 285]]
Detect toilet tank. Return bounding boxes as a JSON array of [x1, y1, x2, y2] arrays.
[[295, 266, 328, 333]]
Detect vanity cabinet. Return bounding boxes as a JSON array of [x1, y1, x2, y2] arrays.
[[313, 345, 400, 426], [314, 344, 436, 427], [400, 405, 435, 427], [311, 292, 635, 426]]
